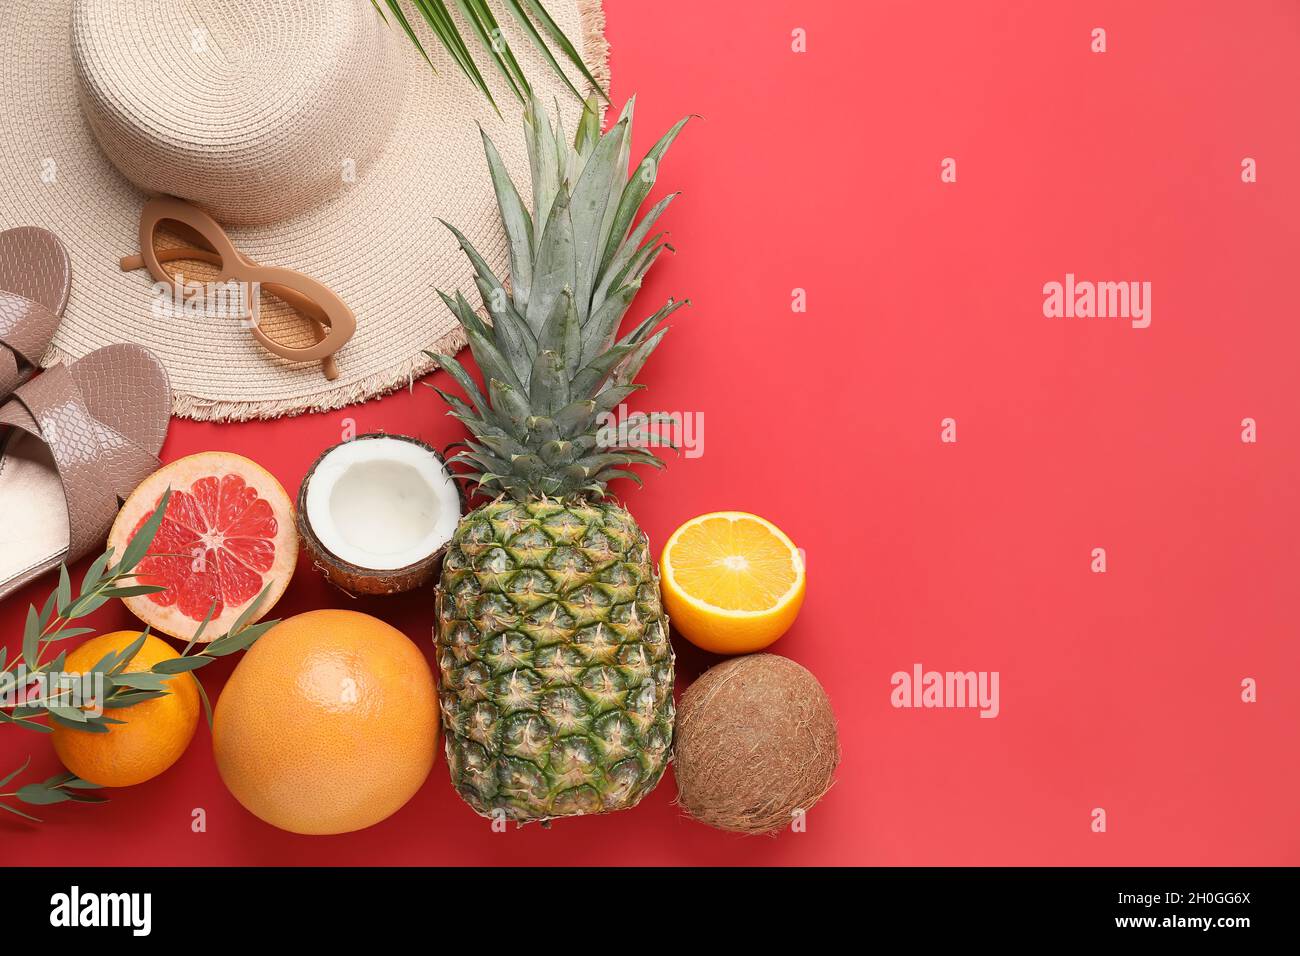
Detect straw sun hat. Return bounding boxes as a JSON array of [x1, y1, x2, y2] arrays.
[[0, 0, 608, 420]]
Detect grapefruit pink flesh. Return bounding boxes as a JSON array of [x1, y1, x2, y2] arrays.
[[134, 474, 278, 620]]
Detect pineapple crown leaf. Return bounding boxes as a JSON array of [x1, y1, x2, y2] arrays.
[[433, 94, 691, 502]]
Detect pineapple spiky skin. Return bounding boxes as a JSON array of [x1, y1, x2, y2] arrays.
[[436, 497, 674, 822]]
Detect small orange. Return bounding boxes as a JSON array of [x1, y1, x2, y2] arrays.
[[660, 512, 807, 654], [51, 630, 200, 787], [212, 609, 438, 835]]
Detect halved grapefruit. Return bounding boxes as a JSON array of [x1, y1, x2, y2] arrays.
[[107, 452, 299, 642]]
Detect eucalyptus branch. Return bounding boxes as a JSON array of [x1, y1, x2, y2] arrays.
[[1, 489, 279, 822], [0, 758, 106, 822]]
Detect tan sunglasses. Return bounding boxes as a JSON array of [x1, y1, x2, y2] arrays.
[[121, 197, 356, 380]]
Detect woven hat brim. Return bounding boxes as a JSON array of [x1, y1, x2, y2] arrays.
[[0, 0, 610, 421]]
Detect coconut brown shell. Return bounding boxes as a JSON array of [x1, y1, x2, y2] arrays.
[[674, 654, 839, 835], [296, 433, 462, 597]]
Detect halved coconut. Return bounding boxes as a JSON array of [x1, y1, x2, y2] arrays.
[[297, 433, 461, 596]]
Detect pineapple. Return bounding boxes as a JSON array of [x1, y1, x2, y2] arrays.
[[429, 96, 691, 823]]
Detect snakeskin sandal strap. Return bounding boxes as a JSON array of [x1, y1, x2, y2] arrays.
[[0, 364, 160, 561], [0, 346, 170, 594], [0, 290, 62, 397], [0, 227, 71, 399]]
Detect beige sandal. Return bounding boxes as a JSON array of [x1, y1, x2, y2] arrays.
[[0, 227, 71, 399], [0, 344, 171, 600]]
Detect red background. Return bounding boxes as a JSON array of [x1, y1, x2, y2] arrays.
[[3, 0, 1299, 865]]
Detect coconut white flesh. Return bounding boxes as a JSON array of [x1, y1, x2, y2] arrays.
[[305, 437, 459, 571]]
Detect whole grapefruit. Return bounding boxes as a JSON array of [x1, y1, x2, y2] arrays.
[[51, 631, 200, 787], [212, 610, 438, 835]]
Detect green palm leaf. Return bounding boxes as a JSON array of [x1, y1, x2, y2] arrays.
[[373, 0, 605, 111]]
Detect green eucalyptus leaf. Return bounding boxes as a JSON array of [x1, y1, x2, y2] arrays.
[[103, 690, 168, 709], [79, 550, 113, 598], [204, 619, 277, 658], [3, 712, 52, 738], [109, 672, 171, 692], [151, 657, 211, 675], [119, 488, 171, 573], [44, 651, 68, 676], [0, 756, 31, 789], [46, 705, 87, 724], [47, 712, 107, 733], [71, 594, 111, 617], [40, 627, 95, 645], [82, 715, 127, 728], [195, 677, 214, 731], [15, 784, 72, 806], [38, 588, 58, 631], [180, 602, 219, 658], [221, 583, 274, 645], [56, 566, 72, 617], [109, 632, 150, 676], [101, 585, 167, 599], [0, 802, 42, 822], [87, 647, 121, 680], [22, 605, 40, 669], [64, 790, 110, 804]]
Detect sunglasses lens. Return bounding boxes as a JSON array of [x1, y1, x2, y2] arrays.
[[153, 218, 222, 261], [248, 282, 335, 354]]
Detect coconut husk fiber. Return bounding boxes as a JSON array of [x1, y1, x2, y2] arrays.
[[674, 654, 840, 835]]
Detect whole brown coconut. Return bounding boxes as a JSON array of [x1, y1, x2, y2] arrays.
[[675, 654, 839, 834]]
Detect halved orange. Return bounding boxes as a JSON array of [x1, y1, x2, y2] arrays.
[[660, 512, 806, 654]]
